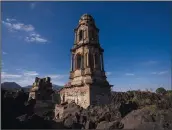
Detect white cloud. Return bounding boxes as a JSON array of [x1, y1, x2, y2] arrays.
[[1, 69, 67, 87], [23, 71, 39, 76], [125, 73, 135, 76], [1, 72, 22, 78], [6, 18, 16, 22], [25, 34, 47, 43], [2, 20, 34, 32], [13, 23, 34, 32], [17, 76, 36, 86], [1, 70, 38, 86], [2, 18, 48, 43], [151, 71, 168, 75], [2, 21, 12, 28], [106, 72, 112, 76]]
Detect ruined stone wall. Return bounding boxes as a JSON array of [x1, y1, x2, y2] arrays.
[[29, 92, 36, 100], [55, 104, 64, 119], [28, 77, 53, 101], [60, 86, 90, 108], [90, 85, 111, 105]]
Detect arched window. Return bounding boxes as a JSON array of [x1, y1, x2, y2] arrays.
[[76, 54, 82, 69], [85, 53, 89, 67], [79, 30, 83, 41]]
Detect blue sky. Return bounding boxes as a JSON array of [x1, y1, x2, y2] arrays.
[[1, 2, 171, 91]]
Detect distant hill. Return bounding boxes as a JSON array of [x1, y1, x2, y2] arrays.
[[1, 82, 22, 91], [23, 84, 63, 92], [52, 84, 63, 90], [1, 82, 63, 92]]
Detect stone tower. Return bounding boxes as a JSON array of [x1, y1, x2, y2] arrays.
[[59, 14, 112, 108]]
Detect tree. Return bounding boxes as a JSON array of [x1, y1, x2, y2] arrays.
[[156, 87, 166, 95]]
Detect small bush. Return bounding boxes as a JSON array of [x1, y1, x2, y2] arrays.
[[145, 98, 151, 105], [145, 105, 157, 114], [132, 96, 139, 104], [156, 87, 166, 95]]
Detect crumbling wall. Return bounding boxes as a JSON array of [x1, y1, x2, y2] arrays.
[[29, 92, 36, 100], [28, 77, 53, 101], [60, 86, 90, 108], [55, 104, 64, 119], [90, 85, 111, 105]]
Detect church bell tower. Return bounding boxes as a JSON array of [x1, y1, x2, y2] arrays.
[[59, 14, 112, 108]]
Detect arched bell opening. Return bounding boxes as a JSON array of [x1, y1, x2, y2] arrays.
[[75, 53, 82, 70]]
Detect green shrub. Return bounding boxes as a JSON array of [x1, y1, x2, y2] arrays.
[[156, 87, 166, 95], [145, 98, 151, 105], [132, 96, 139, 104], [145, 105, 157, 114]]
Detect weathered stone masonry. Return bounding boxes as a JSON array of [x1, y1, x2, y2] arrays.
[[29, 77, 54, 101], [59, 14, 113, 109]]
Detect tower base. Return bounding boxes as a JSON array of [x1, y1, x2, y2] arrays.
[[59, 83, 111, 109]]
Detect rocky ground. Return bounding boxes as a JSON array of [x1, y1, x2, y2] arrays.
[[1, 88, 172, 129]]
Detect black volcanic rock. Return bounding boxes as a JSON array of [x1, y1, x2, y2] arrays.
[[96, 120, 124, 129], [2, 88, 172, 129], [121, 108, 172, 130], [1, 82, 21, 91], [2, 88, 29, 128]]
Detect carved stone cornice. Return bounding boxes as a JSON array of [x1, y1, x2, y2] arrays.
[[70, 43, 103, 52]]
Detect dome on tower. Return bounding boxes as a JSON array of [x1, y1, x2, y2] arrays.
[[79, 13, 95, 25]]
